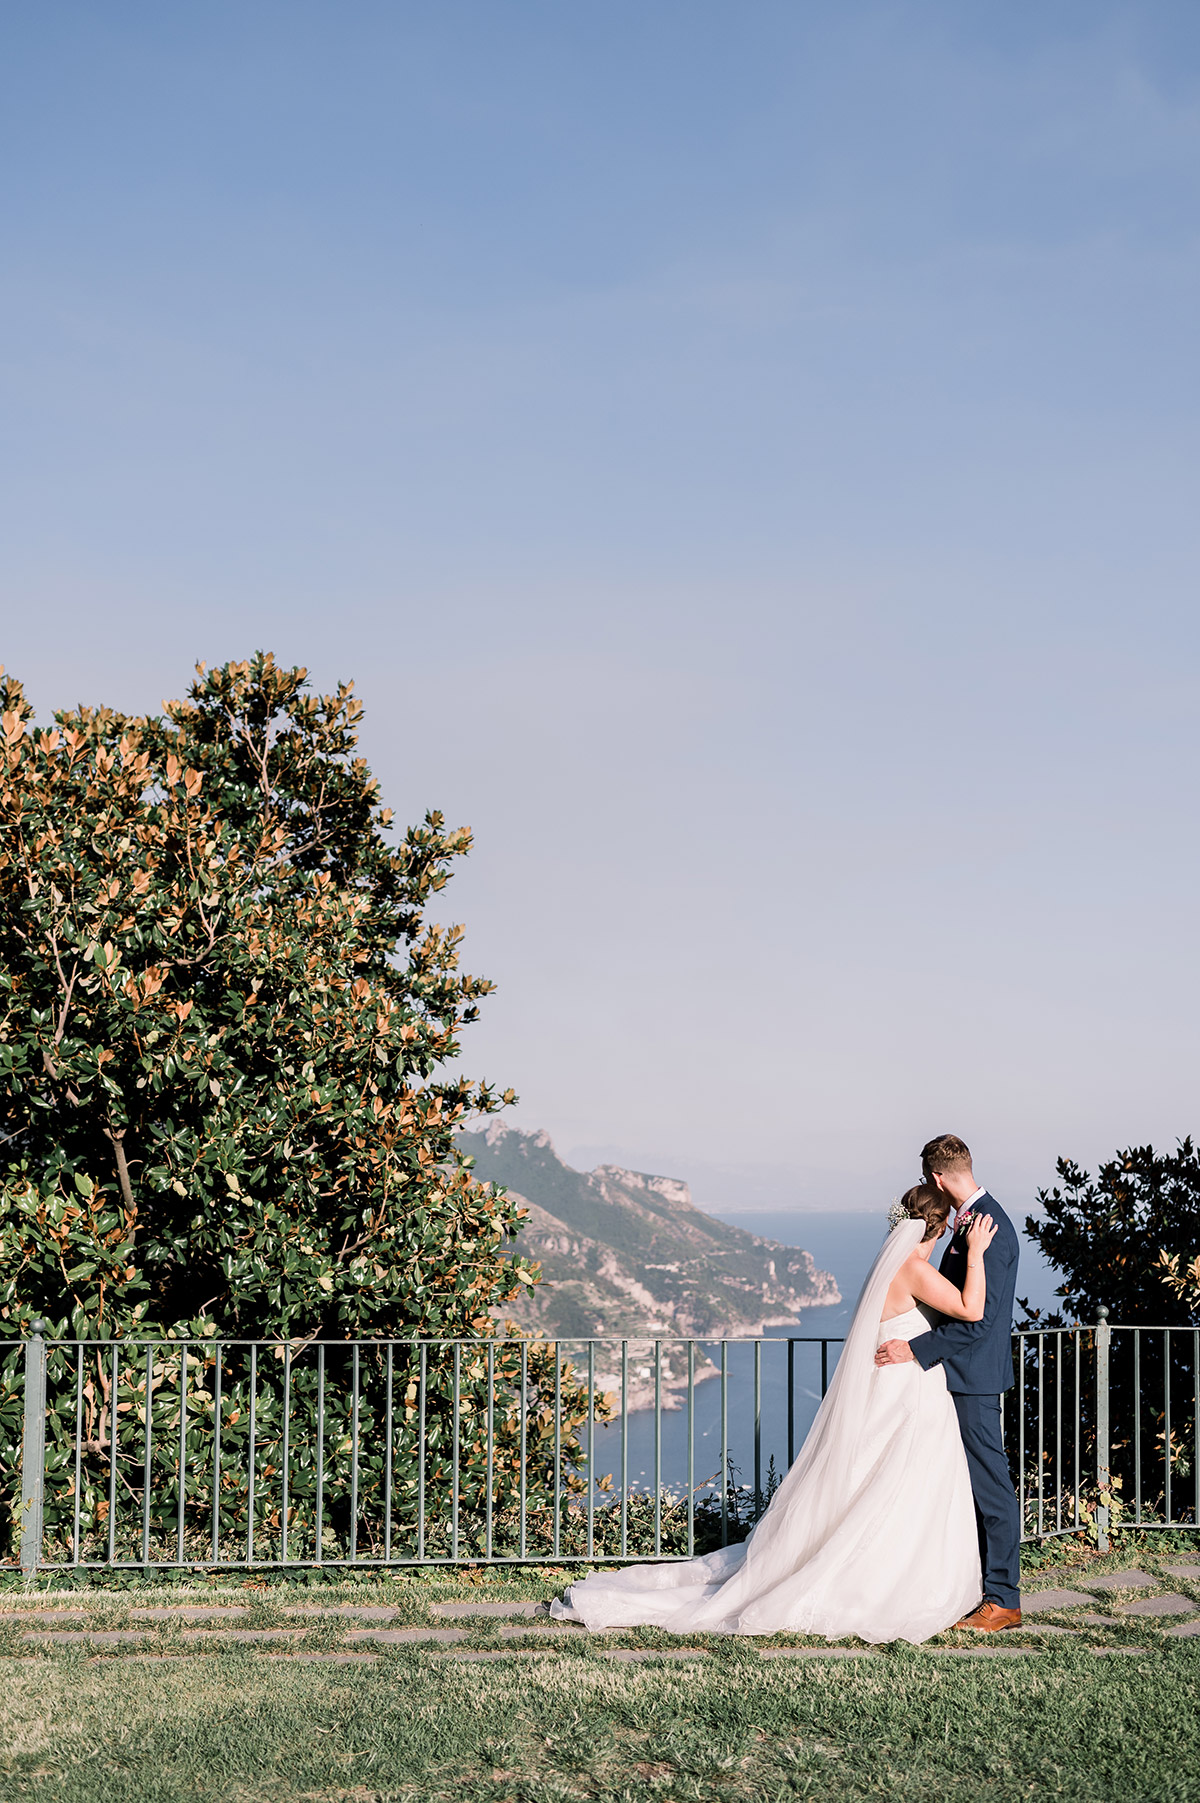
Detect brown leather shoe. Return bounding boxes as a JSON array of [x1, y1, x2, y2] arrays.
[[954, 1600, 1022, 1632]]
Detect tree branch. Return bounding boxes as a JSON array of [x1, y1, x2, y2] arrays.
[[53, 956, 81, 1045], [103, 1118, 137, 1213]]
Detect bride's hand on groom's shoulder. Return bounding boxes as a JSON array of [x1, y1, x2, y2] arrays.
[[966, 1213, 998, 1253], [874, 1339, 915, 1366]]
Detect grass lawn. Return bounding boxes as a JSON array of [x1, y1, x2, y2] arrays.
[[1, 1540, 1197, 1802], [3, 1641, 1199, 1803]]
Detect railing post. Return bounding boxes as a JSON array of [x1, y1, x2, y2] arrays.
[[1095, 1306, 1111, 1554], [20, 1319, 49, 1575]]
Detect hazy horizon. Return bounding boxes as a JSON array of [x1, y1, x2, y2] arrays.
[[565, 1137, 1055, 1219]]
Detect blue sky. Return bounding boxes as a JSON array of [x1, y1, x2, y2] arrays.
[[4, 2, 1200, 1212]]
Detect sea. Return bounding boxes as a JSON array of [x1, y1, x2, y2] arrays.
[[588, 1207, 1062, 1497]]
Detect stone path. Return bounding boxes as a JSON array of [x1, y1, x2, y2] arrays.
[[1019, 1562, 1200, 1642], [1085, 1568, 1158, 1591], [432, 1600, 548, 1618], [344, 1628, 467, 1644], [1119, 1593, 1194, 1617], [132, 1605, 249, 1621], [2, 1555, 1195, 1664], [1022, 1588, 1095, 1612], [287, 1604, 397, 1620]]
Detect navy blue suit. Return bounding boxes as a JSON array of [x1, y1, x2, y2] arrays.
[[908, 1192, 1021, 1609]]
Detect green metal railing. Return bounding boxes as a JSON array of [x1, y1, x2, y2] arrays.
[[5, 1317, 1197, 1573], [3, 1330, 839, 1573], [1010, 1311, 1200, 1551]]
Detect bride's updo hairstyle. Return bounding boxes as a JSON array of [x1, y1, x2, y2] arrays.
[[900, 1183, 952, 1242]]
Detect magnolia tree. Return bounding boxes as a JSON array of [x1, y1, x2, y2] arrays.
[[1158, 1250, 1200, 1315], [1026, 1141, 1200, 1327], [0, 657, 613, 1562], [0, 654, 539, 1341], [1016, 1141, 1200, 1539]]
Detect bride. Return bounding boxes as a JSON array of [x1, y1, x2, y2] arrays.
[[552, 1186, 997, 1644]]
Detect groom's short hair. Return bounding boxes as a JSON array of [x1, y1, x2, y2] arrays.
[[921, 1133, 972, 1177]]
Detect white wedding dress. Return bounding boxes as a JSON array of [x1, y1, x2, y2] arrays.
[[552, 1218, 982, 1644]]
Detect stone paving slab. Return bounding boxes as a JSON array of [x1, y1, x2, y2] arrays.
[[1117, 1594, 1194, 1617], [287, 1605, 399, 1620], [1074, 1613, 1124, 1628], [433, 1601, 548, 1618], [759, 1647, 875, 1659], [180, 1629, 305, 1642], [69, 1654, 193, 1663], [603, 1649, 709, 1662], [345, 1627, 467, 1644], [1017, 1624, 1080, 1636], [1162, 1562, 1200, 1578], [31, 1626, 301, 1645], [1022, 1589, 1097, 1613], [443, 1649, 559, 1661], [1163, 1620, 1200, 1638], [131, 1606, 249, 1622], [926, 1648, 1037, 1657], [15, 1654, 214, 1665], [24, 1630, 151, 1646], [498, 1622, 579, 1638], [1086, 1569, 1158, 1591], [1092, 1646, 1149, 1656]]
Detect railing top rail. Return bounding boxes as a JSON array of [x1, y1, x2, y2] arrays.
[[5, 1332, 850, 1349], [1014, 1321, 1197, 1333], [7, 1320, 1193, 1350], [1106, 1322, 1200, 1332]]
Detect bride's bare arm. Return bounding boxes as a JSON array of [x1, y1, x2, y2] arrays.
[[908, 1215, 998, 1321]]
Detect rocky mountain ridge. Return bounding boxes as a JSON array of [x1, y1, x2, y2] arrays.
[[458, 1125, 841, 1345]]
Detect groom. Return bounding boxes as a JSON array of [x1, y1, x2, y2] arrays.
[[875, 1134, 1022, 1630]]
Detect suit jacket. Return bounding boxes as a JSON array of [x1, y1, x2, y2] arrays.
[[908, 1191, 1019, 1395]]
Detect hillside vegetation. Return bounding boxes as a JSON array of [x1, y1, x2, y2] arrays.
[[460, 1126, 839, 1344]]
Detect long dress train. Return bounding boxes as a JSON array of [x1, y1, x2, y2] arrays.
[[551, 1218, 983, 1644]]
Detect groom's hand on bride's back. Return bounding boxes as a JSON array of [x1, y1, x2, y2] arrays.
[[874, 1340, 915, 1366]]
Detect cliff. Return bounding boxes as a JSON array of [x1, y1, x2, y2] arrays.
[[458, 1125, 841, 1349]]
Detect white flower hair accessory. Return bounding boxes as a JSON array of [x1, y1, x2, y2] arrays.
[[886, 1197, 909, 1232]]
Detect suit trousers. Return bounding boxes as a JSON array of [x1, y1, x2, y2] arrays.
[[951, 1392, 1021, 1610]]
